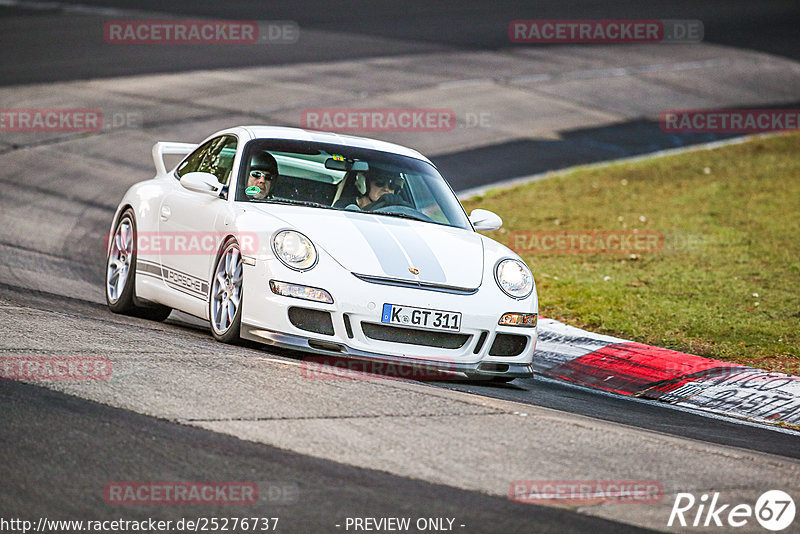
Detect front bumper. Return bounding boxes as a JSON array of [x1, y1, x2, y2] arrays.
[[240, 251, 537, 378], [241, 325, 534, 378]]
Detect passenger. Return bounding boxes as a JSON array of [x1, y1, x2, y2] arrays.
[[334, 170, 408, 210]]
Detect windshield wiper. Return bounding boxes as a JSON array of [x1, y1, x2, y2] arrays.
[[370, 211, 433, 223], [252, 198, 331, 209]]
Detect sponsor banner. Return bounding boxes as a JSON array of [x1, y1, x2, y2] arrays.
[[660, 109, 800, 133], [104, 482, 258, 505], [509, 230, 664, 255], [103, 20, 299, 45], [509, 480, 663, 505], [1, 356, 111, 381], [301, 356, 459, 381], [509, 19, 702, 43], [301, 108, 456, 132], [662, 370, 800, 425]]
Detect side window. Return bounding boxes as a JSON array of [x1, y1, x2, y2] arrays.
[[176, 139, 214, 178], [176, 135, 238, 185]]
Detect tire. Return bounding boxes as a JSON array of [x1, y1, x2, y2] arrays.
[[209, 238, 243, 344], [105, 209, 172, 322]]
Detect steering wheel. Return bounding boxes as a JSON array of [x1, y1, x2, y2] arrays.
[[362, 193, 412, 211]]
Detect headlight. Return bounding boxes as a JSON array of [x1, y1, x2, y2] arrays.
[[272, 230, 317, 271], [495, 259, 533, 299]]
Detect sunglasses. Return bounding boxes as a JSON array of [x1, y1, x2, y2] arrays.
[[250, 170, 275, 180], [372, 177, 401, 189]]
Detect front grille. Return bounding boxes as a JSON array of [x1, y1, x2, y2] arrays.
[[488, 333, 528, 356], [361, 322, 469, 349], [288, 307, 335, 336]]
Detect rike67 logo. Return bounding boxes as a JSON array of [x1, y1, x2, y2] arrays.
[[668, 490, 795, 531]]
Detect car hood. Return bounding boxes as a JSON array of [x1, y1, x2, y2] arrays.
[[254, 205, 484, 289]]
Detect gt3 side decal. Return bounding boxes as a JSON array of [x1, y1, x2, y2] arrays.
[[136, 259, 162, 278], [137, 259, 208, 300]]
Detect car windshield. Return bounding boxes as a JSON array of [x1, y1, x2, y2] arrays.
[[236, 139, 472, 230]]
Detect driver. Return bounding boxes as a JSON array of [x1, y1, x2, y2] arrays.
[[334, 170, 408, 210], [246, 152, 278, 200]]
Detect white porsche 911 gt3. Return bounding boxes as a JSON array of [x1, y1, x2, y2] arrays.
[[105, 126, 538, 381]]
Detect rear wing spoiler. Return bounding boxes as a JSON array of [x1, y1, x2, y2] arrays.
[[152, 142, 197, 176]]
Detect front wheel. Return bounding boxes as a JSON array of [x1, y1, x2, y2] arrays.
[[105, 209, 171, 321], [209, 239, 243, 343]]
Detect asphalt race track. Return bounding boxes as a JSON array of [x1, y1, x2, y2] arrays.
[[3, 0, 800, 84], [2, 379, 657, 534], [1, 2, 799, 533]]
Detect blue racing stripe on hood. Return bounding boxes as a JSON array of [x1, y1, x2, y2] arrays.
[[344, 213, 411, 278], [379, 218, 447, 283]]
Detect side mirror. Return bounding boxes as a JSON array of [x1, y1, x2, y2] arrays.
[[180, 172, 223, 197], [469, 209, 503, 231]]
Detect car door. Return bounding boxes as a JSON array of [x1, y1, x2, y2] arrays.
[[157, 135, 238, 316]]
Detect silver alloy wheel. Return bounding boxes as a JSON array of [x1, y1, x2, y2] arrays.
[[211, 242, 243, 334], [106, 218, 133, 302]]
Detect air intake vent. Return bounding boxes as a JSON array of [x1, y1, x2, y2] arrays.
[[288, 307, 334, 336], [488, 334, 527, 356], [361, 322, 469, 349]]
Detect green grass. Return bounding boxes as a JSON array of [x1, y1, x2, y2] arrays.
[[463, 133, 800, 374]]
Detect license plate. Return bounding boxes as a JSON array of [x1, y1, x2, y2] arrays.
[[381, 303, 462, 332]]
